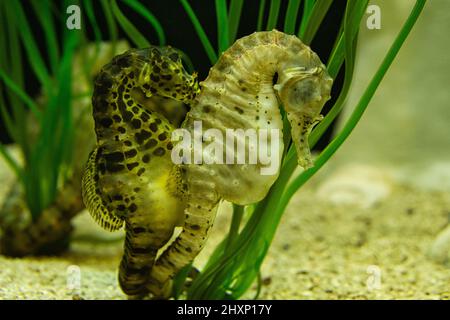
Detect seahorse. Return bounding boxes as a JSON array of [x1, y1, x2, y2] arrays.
[[147, 30, 333, 297], [81, 46, 199, 297]]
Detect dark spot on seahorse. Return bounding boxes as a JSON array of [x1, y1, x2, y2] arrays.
[[114, 54, 131, 68], [169, 52, 179, 62], [150, 74, 160, 82], [185, 246, 192, 253], [124, 140, 132, 146], [161, 61, 169, 69], [94, 84, 109, 96], [167, 142, 173, 150], [117, 204, 126, 211], [98, 162, 106, 174], [113, 194, 123, 200], [142, 154, 150, 163], [108, 62, 121, 76], [203, 105, 212, 113], [96, 71, 113, 86], [151, 47, 161, 55], [234, 107, 244, 114], [153, 65, 161, 74], [132, 106, 139, 113], [158, 133, 167, 141], [126, 162, 139, 171], [99, 117, 113, 128], [95, 100, 109, 112], [118, 126, 126, 134], [143, 139, 157, 150], [155, 118, 162, 124], [166, 260, 175, 267], [112, 115, 122, 122], [131, 119, 141, 129], [134, 187, 140, 192], [135, 130, 152, 144], [162, 74, 172, 81], [137, 168, 145, 176], [126, 267, 148, 275], [135, 247, 158, 255], [122, 110, 133, 122], [124, 93, 131, 100], [103, 152, 124, 162], [190, 224, 201, 230], [133, 227, 145, 234], [141, 112, 150, 122], [153, 147, 165, 157], [106, 162, 125, 173], [128, 203, 137, 213], [149, 122, 158, 132], [117, 83, 125, 96], [126, 100, 133, 107]]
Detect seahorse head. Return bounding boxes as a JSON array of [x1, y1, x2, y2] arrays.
[[274, 64, 333, 169], [136, 46, 200, 104]]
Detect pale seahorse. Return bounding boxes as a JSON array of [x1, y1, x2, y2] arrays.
[[147, 30, 333, 297], [81, 46, 199, 297]]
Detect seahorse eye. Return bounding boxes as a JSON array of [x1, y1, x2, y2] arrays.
[[289, 78, 317, 106]]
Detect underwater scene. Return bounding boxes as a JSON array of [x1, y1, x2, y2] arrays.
[[0, 0, 448, 301]]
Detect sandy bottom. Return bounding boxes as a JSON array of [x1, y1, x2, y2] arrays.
[[0, 162, 449, 300]]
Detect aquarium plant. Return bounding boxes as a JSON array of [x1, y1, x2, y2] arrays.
[[0, 0, 83, 256], [0, 0, 159, 256]]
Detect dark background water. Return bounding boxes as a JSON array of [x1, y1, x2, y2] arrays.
[[0, 0, 345, 151]]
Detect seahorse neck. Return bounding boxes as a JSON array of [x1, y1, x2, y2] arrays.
[[92, 68, 167, 148]]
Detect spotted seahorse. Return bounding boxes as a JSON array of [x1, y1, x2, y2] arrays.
[[147, 30, 333, 297], [81, 46, 199, 297]]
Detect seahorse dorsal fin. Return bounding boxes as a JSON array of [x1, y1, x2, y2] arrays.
[[81, 148, 124, 232]]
